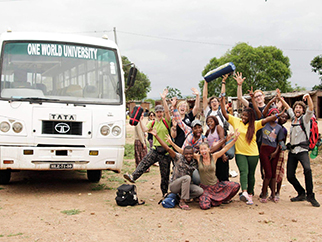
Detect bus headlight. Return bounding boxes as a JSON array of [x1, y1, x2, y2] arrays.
[[12, 122, 23, 133], [100, 125, 110, 136], [0, 121, 10, 133], [112, 126, 121, 136]]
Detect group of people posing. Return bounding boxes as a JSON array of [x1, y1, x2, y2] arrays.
[[124, 72, 320, 209]]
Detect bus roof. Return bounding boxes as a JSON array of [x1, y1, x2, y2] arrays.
[[0, 31, 119, 50]]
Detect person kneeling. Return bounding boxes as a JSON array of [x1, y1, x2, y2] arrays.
[[149, 129, 203, 210]]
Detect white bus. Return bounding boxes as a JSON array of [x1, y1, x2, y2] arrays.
[[0, 31, 132, 184]]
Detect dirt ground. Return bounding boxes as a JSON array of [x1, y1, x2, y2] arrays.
[[0, 119, 321, 242]]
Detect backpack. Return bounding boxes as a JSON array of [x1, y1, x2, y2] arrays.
[[298, 116, 319, 151], [129, 106, 143, 126], [207, 109, 230, 135], [159, 193, 179, 208], [115, 184, 145, 206]]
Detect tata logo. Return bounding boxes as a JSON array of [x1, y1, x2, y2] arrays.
[[55, 123, 70, 134], [50, 114, 76, 121]]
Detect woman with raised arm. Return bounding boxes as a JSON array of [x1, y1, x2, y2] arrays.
[[220, 79, 283, 205], [172, 88, 200, 148]]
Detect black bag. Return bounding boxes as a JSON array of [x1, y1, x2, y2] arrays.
[[129, 106, 143, 126], [115, 184, 145, 206]]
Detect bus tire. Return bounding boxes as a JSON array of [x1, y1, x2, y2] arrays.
[[87, 170, 102, 183], [0, 170, 11, 184]]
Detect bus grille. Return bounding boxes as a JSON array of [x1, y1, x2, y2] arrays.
[[42, 121, 83, 135]]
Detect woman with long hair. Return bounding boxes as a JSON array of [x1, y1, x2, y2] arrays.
[[205, 115, 229, 182], [219, 74, 283, 205], [167, 130, 241, 210]]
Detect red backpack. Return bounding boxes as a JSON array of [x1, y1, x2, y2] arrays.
[[299, 116, 319, 150]]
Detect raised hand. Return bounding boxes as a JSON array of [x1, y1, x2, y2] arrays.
[[233, 72, 246, 85], [303, 93, 310, 102], [148, 128, 157, 136], [160, 88, 168, 100], [191, 87, 199, 96], [248, 86, 254, 98], [222, 74, 229, 82], [166, 134, 172, 144]]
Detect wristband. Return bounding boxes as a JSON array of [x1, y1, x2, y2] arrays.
[[222, 81, 226, 84]]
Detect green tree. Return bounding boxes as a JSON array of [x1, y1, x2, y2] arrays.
[[144, 98, 155, 107], [310, 55, 322, 90], [199, 43, 292, 97], [122, 56, 151, 101], [166, 86, 183, 99]]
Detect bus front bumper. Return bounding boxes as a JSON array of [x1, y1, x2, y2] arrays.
[[0, 146, 124, 173]]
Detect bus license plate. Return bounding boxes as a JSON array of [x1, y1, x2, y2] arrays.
[[50, 164, 73, 169]]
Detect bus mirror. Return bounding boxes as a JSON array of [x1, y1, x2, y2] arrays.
[[127, 67, 137, 87]]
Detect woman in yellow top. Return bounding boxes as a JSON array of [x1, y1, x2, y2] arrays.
[[219, 72, 283, 205]]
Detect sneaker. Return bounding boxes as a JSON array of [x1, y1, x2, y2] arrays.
[[246, 195, 253, 205], [123, 173, 135, 183], [290, 193, 306, 202], [307, 193, 320, 207], [229, 170, 238, 178], [240, 191, 250, 203]]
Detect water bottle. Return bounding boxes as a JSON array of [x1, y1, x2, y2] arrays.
[[310, 145, 318, 159]]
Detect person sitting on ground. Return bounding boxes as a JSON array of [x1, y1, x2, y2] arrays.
[[123, 89, 172, 197], [167, 130, 241, 210], [220, 82, 283, 205], [149, 129, 203, 210], [277, 90, 320, 207]]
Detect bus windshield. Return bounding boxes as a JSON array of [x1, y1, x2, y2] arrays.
[[0, 41, 122, 104]]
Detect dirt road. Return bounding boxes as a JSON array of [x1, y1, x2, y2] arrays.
[[0, 120, 321, 242]]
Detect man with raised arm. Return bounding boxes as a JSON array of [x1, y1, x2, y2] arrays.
[[277, 90, 320, 207]]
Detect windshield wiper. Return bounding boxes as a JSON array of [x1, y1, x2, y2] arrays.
[[9, 97, 60, 103]]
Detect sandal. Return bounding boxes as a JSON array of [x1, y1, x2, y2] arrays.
[[260, 198, 268, 203], [273, 197, 279, 203], [179, 202, 191, 210]]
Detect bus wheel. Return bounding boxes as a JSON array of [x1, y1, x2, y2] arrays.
[[0, 170, 11, 184], [87, 170, 102, 183]]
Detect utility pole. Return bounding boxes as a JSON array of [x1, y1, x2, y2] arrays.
[[113, 27, 118, 45]]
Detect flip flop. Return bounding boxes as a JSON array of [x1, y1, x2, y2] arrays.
[[179, 202, 191, 210]]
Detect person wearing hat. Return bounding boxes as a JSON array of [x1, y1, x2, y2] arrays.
[[277, 90, 320, 207], [124, 89, 172, 197]]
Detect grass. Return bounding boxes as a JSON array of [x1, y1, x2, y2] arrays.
[[7, 233, 23, 237], [61, 209, 81, 215], [91, 183, 108, 191], [124, 144, 135, 159]]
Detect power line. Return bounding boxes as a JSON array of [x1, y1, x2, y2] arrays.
[[117, 30, 232, 47], [117, 30, 322, 52]]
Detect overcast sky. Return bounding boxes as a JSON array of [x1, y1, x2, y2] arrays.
[[1, 0, 321, 99]]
